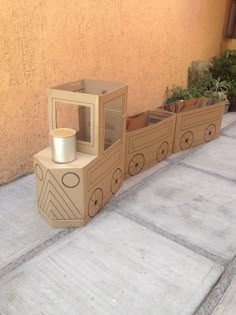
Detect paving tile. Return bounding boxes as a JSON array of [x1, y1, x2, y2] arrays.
[[213, 277, 236, 315], [166, 146, 196, 162], [0, 175, 60, 269], [114, 164, 236, 260], [116, 161, 168, 197], [222, 123, 236, 138], [0, 212, 222, 315], [182, 136, 236, 181], [167, 113, 236, 163], [221, 112, 236, 129]]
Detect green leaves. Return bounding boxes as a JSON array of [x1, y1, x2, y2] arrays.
[[210, 50, 236, 82], [165, 50, 236, 105], [165, 86, 202, 104]]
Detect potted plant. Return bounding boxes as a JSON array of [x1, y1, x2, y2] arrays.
[[209, 50, 236, 111], [203, 77, 231, 113], [210, 50, 236, 82], [165, 85, 202, 104], [188, 59, 232, 113], [166, 51, 235, 112]]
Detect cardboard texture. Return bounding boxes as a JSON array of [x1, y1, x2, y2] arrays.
[[162, 98, 225, 153], [125, 110, 176, 178], [34, 142, 124, 228], [34, 79, 127, 228], [126, 111, 150, 132], [34, 82, 224, 228]]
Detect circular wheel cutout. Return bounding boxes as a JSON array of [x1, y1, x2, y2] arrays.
[[88, 188, 103, 218], [111, 168, 122, 194], [128, 154, 145, 176], [157, 142, 169, 162], [204, 124, 216, 142], [35, 164, 43, 181], [180, 131, 194, 150], [62, 172, 80, 188]]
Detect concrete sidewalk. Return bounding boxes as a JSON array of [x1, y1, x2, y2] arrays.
[[0, 113, 236, 315]]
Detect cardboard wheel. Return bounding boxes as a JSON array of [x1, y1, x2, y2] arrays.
[[157, 142, 169, 162], [180, 131, 193, 150], [88, 188, 103, 218], [111, 168, 122, 194], [204, 124, 216, 142], [128, 154, 145, 176]]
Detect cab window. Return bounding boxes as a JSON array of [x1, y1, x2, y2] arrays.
[[104, 96, 123, 150], [55, 102, 91, 143]]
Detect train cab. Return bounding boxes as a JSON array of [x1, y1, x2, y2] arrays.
[[34, 79, 128, 228]]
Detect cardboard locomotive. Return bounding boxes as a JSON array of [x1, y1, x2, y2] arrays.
[[34, 80, 224, 228]]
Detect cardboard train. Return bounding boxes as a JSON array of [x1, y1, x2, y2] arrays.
[[34, 80, 225, 228]]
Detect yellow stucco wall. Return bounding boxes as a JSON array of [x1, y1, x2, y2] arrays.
[[222, 39, 236, 51], [0, 0, 227, 184]]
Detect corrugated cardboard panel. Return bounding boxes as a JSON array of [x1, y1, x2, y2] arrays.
[[173, 101, 225, 153], [125, 112, 176, 178]]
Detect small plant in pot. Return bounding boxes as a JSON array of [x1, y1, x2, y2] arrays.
[[203, 77, 231, 113], [210, 50, 236, 82], [209, 50, 236, 112], [188, 60, 231, 113], [165, 85, 202, 104]]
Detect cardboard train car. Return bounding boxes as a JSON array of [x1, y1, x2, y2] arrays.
[[34, 80, 225, 228]]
